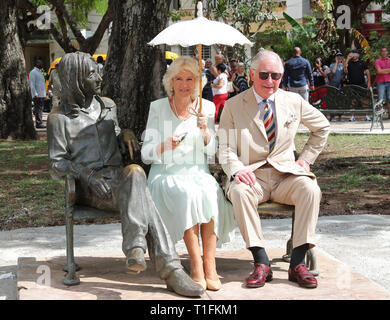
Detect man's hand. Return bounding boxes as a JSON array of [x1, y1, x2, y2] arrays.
[[296, 159, 310, 172], [234, 168, 256, 185], [122, 129, 140, 161], [88, 171, 112, 198]]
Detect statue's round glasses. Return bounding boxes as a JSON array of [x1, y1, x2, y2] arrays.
[[259, 72, 282, 80]]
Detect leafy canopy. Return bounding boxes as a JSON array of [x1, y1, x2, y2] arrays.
[[31, 0, 108, 28]]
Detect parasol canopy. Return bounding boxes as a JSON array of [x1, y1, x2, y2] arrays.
[[148, 1, 252, 112]]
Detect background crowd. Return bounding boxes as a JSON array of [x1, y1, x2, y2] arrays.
[[197, 45, 390, 124]]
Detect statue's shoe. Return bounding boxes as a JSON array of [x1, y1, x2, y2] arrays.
[[126, 247, 147, 274], [166, 269, 205, 297]]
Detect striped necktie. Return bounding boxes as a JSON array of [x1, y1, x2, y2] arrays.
[[263, 99, 276, 152]]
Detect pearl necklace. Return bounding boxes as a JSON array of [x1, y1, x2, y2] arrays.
[[172, 97, 195, 120]]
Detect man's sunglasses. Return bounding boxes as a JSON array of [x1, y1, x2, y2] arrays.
[[259, 72, 282, 80]]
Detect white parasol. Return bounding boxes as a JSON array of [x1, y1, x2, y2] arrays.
[[148, 1, 252, 113]]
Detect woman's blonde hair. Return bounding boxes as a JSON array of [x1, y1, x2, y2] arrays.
[[163, 56, 201, 99]]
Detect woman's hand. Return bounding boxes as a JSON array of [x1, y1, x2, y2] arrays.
[[156, 137, 181, 156], [197, 112, 208, 130], [198, 112, 211, 145]]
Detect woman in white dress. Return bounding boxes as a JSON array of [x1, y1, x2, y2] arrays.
[[141, 56, 235, 291]]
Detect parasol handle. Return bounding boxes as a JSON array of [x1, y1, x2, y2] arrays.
[[197, 1, 203, 17], [198, 43, 203, 114]]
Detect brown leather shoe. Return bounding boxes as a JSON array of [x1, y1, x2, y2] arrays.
[[288, 264, 318, 288], [246, 263, 273, 288]]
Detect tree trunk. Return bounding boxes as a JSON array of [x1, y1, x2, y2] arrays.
[[102, 0, 171, 140], [0, 1, 36, 139]]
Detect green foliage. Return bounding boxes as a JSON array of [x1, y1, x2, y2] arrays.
[[382, 0, 390, 30], [208, 0, 278, 66], [261, 13, 338, 65], [169, 10, 186, 22], [31, 0, 48, 6], [31, 0, 108, 28], [65, 0, 108, 28], [363, 31, 390, 76], [282, 12, 309, 37]]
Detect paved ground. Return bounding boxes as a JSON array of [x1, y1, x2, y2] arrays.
[[1, 214, 390, 300], [298, 118, 390, 134]]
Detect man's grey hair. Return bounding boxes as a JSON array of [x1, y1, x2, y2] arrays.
[[250, 50, 284, 73]]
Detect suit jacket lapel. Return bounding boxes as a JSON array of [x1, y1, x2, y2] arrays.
[[243, 89, 268, 141]]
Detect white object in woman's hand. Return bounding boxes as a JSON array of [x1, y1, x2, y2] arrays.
[[197, 112, 208, 130], [167, 136, 181, 149], [156, 136, 181, 156]]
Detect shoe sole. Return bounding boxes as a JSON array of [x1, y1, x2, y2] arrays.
[[126, 262, 146, 274], [166, 284, 204, 297], [246, 275, 273, 288], [288, 275, 317, 288]]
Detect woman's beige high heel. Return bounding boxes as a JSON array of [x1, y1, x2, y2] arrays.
[[193, 278, 207, 290], [206, 278, 222, 291]]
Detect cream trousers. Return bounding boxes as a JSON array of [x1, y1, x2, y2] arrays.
[[227, 166, 321, 249]]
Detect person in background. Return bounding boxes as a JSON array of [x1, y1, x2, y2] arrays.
[[228, 59, 239, 98], [328, 52, 345, 121], [210, 53, 229, 78], [344, 49, 371, 121], [211, 63, 229, 123], [232, 62, 249, 94], [29, 59, 46, 129], [283, 47, 315, 101], [141, 56, 235, 292], [375, 47, 390, 119], [96, 55, 104, 76], [329, 52, 345, 89], [312, 57, 330, 88], [311, 57, 330, 121], [202, 58, 214, 102]]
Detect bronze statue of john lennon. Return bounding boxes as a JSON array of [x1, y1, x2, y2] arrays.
[[47, 52, 203, 297]]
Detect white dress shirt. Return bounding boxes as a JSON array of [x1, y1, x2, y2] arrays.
[[29, 67, 46, 98]]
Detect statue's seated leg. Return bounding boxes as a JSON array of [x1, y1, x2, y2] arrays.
[[119, 164, 204, 297]]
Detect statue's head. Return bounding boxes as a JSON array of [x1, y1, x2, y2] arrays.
[[58, 52, 102, 109]]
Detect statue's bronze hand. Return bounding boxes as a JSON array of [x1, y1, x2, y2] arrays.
[[122, 129, 140, 161], [88, 172, 112, 198]]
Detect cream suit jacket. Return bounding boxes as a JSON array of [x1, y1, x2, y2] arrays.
[[217, 88, 330, 187]]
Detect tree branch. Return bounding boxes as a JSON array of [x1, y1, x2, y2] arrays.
[[47, 0, 87, 46], [82, 0, 114, 54]]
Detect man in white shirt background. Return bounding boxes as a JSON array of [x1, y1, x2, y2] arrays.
[[29, 59, 46, 129]]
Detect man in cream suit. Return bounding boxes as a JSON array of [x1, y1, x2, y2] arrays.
[[218, 50, 330, 289]]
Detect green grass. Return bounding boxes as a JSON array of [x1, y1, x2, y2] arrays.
[[295, 134, 390, 194], [295, 134, 390, 158], [0, 139, 65, 230], [1, 134, 390, 229]]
